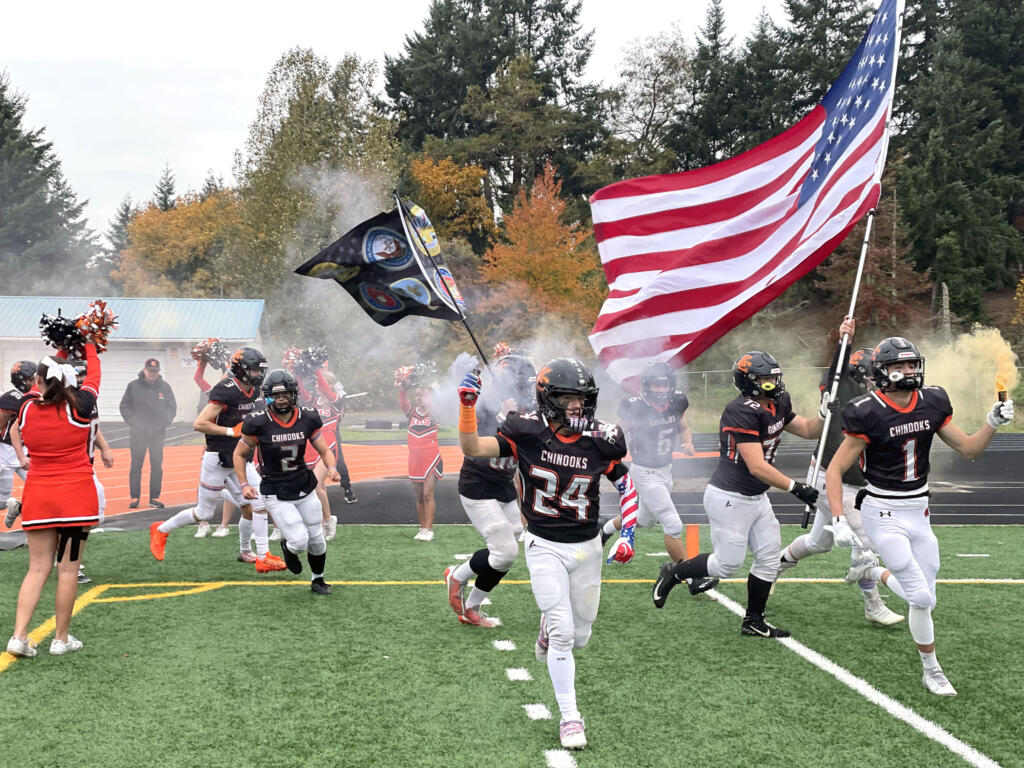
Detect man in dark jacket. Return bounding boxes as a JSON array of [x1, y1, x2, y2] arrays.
[[120, 358, 177, 508]]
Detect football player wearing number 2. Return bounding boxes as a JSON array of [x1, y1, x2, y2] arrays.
[[235, 370, 341, 595], [458, 358, 638, 751], [827, 337, 1013, 696], [652, 348, 826, 639]]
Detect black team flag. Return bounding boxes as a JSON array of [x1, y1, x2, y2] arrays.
[[296, 199, 467, 327]]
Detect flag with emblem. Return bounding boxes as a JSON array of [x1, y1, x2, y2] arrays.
[[295, 196, 467, 327], [589, 0, 903, 388]]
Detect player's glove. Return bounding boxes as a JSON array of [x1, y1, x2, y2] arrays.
[[824, 517, 862, 548], [458, 371, 482, 407], [818, 392, 840, 419], [789, 480, 819, 508], [607, 525, 636, 565], [986, 399, 1014, 428]]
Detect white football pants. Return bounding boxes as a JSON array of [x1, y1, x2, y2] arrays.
[[264, 492, 326, 556], [860, 494, 938, 611], [632, 463, 683, 538], [704, 484, 780, 583], [524, 531, 602, 653], [459, 495, 522, 570]]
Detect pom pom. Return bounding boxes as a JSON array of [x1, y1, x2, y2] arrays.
[[40, 310, 85, 355], [191, 337, 230, 370], [74, 300, 119, 353], [282, 347, 302, 373]]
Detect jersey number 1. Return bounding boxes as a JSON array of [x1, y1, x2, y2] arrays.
[[529, 467, 592, 520]]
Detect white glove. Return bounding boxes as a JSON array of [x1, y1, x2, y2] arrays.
[[824, 517, 862, 549], [986, 399, 1014, 428]]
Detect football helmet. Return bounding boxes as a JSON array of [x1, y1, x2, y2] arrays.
[[641, 362, 675, 407], [262, 369, 299, 414], [848, 348, 873, 387], [10, 361, 37, 393], [733, 351, 785, 401], [535, 358, 599, 433], [67, 359, 87, 380], [230, 347, 268, 387], [871, 337, 924, 391], [493, 354, 536, 410]]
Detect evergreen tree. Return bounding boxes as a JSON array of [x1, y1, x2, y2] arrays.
[[154, 164, 176, 211], [106, 195, 135, 256], [731, 10, 793, 152], [0, 73, 97, 294], [200, 171, 224, 201]]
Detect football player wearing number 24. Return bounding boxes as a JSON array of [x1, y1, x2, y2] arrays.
[[650, 329, 840, 640], [458, 357, 638, 752]]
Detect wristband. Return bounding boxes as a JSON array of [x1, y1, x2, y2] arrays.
[[787, 479, 795, 492], [458, 404, 478, 434], [224, 427, 235, 437]]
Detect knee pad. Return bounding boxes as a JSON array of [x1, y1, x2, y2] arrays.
[[707, 553, 742, 579], [306, 531, 327, 557], [573, 627, 592, 650], [906, 587, 936, 611], [545, 615, 574, 652], [661, 517, 683, 540], [289, 530, 310, 553], [804, 527, 834, 555], [193, 486, 221, 522], [486, 530, 518, 572]]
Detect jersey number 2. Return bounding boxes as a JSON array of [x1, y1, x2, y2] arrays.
[[279, 445, 301, 473], [529, 467, 592, 520]]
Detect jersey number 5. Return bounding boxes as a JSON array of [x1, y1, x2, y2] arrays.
[[529, 467, 592, 520]]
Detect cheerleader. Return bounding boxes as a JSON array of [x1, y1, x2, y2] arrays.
[[398, 373, 441, 541]]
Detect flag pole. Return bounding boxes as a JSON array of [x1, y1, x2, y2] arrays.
[[394, 192, 491, 369], [801, 0, 905, 529]]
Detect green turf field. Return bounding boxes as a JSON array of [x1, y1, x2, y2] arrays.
[[1, 525, 1021, 768]]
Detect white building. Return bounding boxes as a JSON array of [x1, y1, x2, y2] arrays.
[[0, 296, 265, 421]]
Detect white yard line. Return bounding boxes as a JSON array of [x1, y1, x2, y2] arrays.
[[710, 590, 1004, 768], [493, 639, 517, 651], [544, 750, 577, 768], [506, 667, 533, 681], [522, 703, 552, 720]]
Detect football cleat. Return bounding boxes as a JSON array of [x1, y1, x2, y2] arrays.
[[279, 540, 303, 574], [254, 554, 287, 572], [77, 567, 91, 585], [149, 521, 168, 561], [237, 551, 258, 563], [4, 498, 22, 528], [49, 635, 84, 655], [687, 576, 719, 596], [458, 608, 497, 628], [922, 667, 957, 696], [535, 613, 549, 661], [194, 521, 211, 538], [310, 577, 332, 595], [864, 596, 904, 626], [741, 615, 790, 638], [443, 566, 465, 617], [6, 635, 37, 658], [652, 562, 680, 609], [558, 719, 587, 750], [211, 525, 230, 538], [344, 488, 358, 504]]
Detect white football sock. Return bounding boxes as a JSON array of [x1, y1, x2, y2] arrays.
[[909, 605, 935, 646], [465, 586, 489, 610], [453, 561, 474, 583], [252, 513, 269, 557], [874, 567, 910, 601], [238, 517, 253, 552], [918, 648, 939, 670], [159, 509, 197, 533], [547, 649, 579, 721]]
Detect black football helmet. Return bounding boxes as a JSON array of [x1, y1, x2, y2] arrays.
[[493, 354, 536, 411], [733, 351, 785, 401], [871, 337, 924, 391], [230, 347, 268, 388], [262, 369, 299, 414], [848, 348, 873, 388], [67, 359, 87, 380], [535, 358, 599, 433], [641, 362, 675, 407], [10, 361, 37, 393]]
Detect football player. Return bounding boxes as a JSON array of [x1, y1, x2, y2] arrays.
[[235, 369, 341, 595], [149, 347, 285, 572], [458, 358, 639, 751], [1, 362, 38, 528], [826, 337, 1013, 696], [599, 362, 717, 591], [191, 354, 235, 539], [777, 318, 903, 625], [444, 353, 535, 628], [651, 349, 824, 638]]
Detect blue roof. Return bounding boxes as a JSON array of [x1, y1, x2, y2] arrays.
[[0, 297, 264, 340]]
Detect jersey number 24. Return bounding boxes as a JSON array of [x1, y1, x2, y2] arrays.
[[529, 467, 592, 520]]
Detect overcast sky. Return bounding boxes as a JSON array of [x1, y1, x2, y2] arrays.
[[2, 0, 786, 241]]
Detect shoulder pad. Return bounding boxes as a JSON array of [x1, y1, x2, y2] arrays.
[[592, 420, 628, 459]]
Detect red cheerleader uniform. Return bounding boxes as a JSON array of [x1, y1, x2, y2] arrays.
[[18, 344, 101, 530], [302, 370, 340, 468], [400, 389, 442, 482]]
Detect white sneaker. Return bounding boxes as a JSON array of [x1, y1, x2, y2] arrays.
[[49, 635, 84, 655], [4, 498, 22, 528], [558, 719, 587, 750], [211, 525, 230, 538], [864, 596, 904, 626], [269, 528, 282, 541], [413, 528, 434, 541], [6, 635, 37, 657], [923, 667, 957, 696], [194, 521, 211, 538], [324, 516, 338, 542]]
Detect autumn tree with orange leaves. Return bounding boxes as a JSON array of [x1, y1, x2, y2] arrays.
[[111, 190, 249, 297], [409, 155, 496, 254], [479, 162, 605, 337]]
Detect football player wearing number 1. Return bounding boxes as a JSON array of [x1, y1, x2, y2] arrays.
[[652, 350, 825, 638], [458, 358, 638, 751], [236, 370, 341, 595], [826, 337, 1014, 696]]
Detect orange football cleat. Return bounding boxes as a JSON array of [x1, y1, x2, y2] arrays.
[[458, 608, 498, 628], [149, 521, 168, 561], [254, 554, 287, 573]]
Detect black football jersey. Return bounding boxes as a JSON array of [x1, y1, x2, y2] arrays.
[[0, 388, 30, 445], [816, 349, 867, 486], [842, 386, 953, 493], [496, 412, 628, 543], [206, 378, 264, 453], [618, 392, 689, 467], [710, 392, 796, 495], [241, 407, 323, 499], [459, 402, 518, 503]]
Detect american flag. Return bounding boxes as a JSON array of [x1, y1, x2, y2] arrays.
[[589, 0, 903, 388]]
